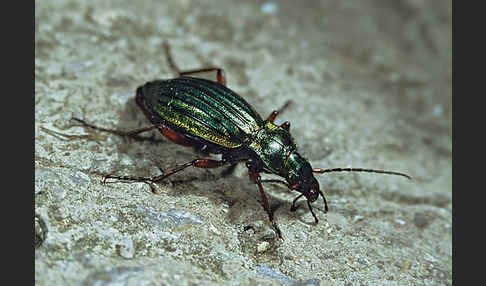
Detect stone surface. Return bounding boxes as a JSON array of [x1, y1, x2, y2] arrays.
[[35, 0, 452, 285]]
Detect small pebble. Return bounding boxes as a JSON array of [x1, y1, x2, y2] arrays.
[[117, 238, 135, 259], [257, 241, 270, 253], [353, 215, 364, 223], [260, 2, 278, 15], [395, 218, 406, 226]]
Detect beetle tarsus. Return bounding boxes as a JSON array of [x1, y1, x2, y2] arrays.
[[277, 100, 293, 115]]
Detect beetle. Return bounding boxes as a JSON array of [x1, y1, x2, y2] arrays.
[[73, 42, 411, 238]]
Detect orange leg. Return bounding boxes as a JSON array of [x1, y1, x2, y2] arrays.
[[156, 125, 196, 147], [265, 100, 293, 126]]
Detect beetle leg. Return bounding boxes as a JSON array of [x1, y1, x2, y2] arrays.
[[152, 158, 226, 181], [266, 110, 279, 123], [291, 192, 322, 222], [265, 100, 293, 123], [163, 41, 227, 86], [280, 121, 290, 131], [307, 200, 319, 224], [156, 125, 196, 147], [72, 117, 158, 136], [248, 168, 283, 238], [72, 117, 163, 142], [104, 158, 226, 184], [277, 100, 293, 114], [290, 194, 304, 212], [179, 68, 227, 86]]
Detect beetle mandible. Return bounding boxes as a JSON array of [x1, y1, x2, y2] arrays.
[[74, 42, 411, 238]]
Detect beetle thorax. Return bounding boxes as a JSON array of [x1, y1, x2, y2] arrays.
[[248, 122, 297, 173]]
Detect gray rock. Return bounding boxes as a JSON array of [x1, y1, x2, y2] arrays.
[[35, 1, 451, 285]]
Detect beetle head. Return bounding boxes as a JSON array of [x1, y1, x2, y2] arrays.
[[284, 152, 411, 222], [285, 154, 328, 213]]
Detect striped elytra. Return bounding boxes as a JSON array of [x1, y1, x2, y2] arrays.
[[136, 76, 263, 149]]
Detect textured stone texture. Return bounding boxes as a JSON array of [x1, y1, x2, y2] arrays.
[[35, 1, 451, 285]]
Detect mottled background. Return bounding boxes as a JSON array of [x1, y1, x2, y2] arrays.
[[35, 1, 451, 285]]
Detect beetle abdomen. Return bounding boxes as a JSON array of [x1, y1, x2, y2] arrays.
[[136, 77, 264, 149]]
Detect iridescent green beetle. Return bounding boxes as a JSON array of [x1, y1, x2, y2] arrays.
[[74, 42, 411, 238]]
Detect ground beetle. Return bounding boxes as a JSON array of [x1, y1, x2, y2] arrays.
[[74, 42, 411, 238]]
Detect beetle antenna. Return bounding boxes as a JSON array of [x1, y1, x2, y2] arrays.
[[313, 168, 411, 180]]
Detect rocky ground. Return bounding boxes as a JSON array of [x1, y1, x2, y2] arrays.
[[35, 1, 451, 285]]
